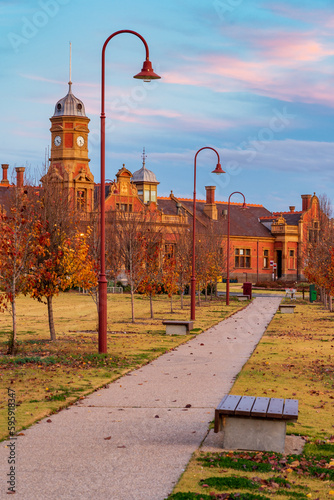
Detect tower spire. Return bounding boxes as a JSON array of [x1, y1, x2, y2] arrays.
[[142, 147, 147, 168], [68, 41, 72, 92]]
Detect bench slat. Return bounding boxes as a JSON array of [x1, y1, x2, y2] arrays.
[[162, 320, 193, 326], [283, 399, 299, 419], [267, 398, 284, 418], [219, 395, 242, 414], [251, 397, 270, 417], [235, 396, 256, 416], [216, 395, 228, 411]]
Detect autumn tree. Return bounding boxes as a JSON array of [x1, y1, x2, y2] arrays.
[[304, 194, 334, 309], [162, 253, 179, 313], [24, 177, 97, 340], [173, 228, 192, 309], [0, 186, 44, 354], [114, 207, 160, 322], [137, 234, 162, 319]]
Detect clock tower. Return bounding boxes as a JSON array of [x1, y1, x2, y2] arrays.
[[48, 80, 94, 212]]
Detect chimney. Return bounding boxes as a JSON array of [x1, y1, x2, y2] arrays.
[[301, 194, 312, 212], [203, 186, 217, 220], [289, 206, 295, 212], [15, 167, 25, 188], [1, 164, 9, 185]]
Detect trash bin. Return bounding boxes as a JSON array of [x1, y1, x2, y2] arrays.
[[243, 282, 252, 299], [309, 284, 317, 303]]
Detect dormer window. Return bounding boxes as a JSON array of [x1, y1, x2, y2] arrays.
[[57, 103, 62, 111], [77, 103, 82, 111]]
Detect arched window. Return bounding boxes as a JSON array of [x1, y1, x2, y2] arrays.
[[77, 189, 86, 210]]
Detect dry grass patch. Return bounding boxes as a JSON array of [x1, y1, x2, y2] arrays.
[[169, 300, 334, 500], [0, 291, 243, 440]]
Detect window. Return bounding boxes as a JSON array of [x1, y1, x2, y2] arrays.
[[289, 249, 295, 269], [129, 204, 133, 213], [151, 190, 157, 202], [144, 189, 150, 203], [235, 248, 251, 268], [76, 189, 86, 210], [164, 244, 175, 259], [121, 204, 127, 211], [137, 189, 143, 196], [263, 249, 269, 269]]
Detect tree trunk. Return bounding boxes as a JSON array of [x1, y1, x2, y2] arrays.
[[8, 299, 17, 355], [215, 278, 218, 297], [130, 287, 135, 323], [150, 293, 154, 319], [170, 294, 173, 313], [47, 295, 57, 341], [197, 283, 201, 306], [329, 295, 333, 312], [204, 280, 208, 301], [180, 291, 184, 310]]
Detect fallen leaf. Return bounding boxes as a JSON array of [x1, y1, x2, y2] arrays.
[[104, 436, 111, 440], [46, 419, 52, 423]]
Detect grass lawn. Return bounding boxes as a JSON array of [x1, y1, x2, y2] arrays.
[[0, 291, 245, 441], [169, 299, 334, 500]]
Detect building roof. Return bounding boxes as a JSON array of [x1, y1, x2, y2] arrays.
[[132, 164, 159, 184], [52, 82, 86, 117], [0, 184, 12, 213], [157, 196, 273, 238], [260, 212, 303, 226]]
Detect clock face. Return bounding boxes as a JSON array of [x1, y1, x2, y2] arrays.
[[54, 135, 61, 146], [77, 136, 85, 147]]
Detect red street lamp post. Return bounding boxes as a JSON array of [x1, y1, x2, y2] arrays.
[[226, 191, 247, 306], [190, 147, 225, 321], [99, 30, 160, 353]]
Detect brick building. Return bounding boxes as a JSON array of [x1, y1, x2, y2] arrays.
[[0, 83, 320, 283]]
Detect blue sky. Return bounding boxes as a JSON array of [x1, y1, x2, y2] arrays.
[[1, 0, 334, 211]]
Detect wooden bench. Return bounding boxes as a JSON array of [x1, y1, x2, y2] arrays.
[[162, 320, 194, 335], [214, 394, 298, 453], [279, 304, 296, 314], [236, 294, 250, 301]]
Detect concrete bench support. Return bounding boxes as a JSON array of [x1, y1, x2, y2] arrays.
[[162, 320, 193, 335], [279, 304, 296, 314], [223, 417, 287, 453], [236, 295, 250, 301], [214, 395, 298, 453]]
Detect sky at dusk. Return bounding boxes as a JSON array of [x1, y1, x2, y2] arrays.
[[1, 0, 334, 211]]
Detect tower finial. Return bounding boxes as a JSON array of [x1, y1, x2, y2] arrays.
[[142, 147, 147, 168], [68, 41, 72, 90]]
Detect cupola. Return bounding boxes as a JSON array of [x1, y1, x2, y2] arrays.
[[53, 81, 86, 117], [132, 148, 159, 204]]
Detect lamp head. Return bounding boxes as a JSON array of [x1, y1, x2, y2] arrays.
[[212, 163, 225, 175], [133, 59, 161, 82]]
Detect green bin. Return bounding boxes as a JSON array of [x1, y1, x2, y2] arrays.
[[309, 284, 317, 303]]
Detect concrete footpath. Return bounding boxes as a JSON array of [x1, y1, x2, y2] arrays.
[[1, 297, 281, 500]]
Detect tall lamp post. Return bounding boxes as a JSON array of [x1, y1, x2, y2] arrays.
[[190, 147, 225, 321], [99, 30, 160, 353], [226, 191, 247, 306]]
